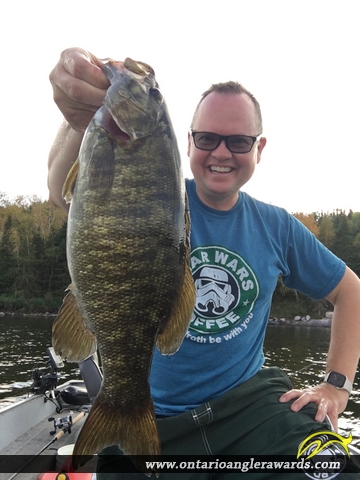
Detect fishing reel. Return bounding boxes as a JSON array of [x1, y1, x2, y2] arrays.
[[30, 347, 64, 395], [48, 414, 73, 435]]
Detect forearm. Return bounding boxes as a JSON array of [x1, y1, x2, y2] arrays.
[[47, 49, 111, 212], [279, 267, 360, 429], [47, 120, 84, 212], [325, 266, 360, 383]]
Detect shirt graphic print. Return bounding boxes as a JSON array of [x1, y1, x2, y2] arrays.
[[189, 246, 260, 335]]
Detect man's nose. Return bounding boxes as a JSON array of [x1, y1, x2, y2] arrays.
[[212, 139, 232, 158]]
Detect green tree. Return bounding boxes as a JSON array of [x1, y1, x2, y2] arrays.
[[331, 211, 357, 271], [318, 215, 335, 249], [0, 196, 69, 312], [0, 216, 17, 294], [351, 232, 360, 277], [45, 222, 70, 296]]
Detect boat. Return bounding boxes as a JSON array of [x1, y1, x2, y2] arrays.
[[0, 347, 102, 480], [1, 348, 360, 479]]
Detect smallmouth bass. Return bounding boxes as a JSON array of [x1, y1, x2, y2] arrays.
[[52, 58, 195, 473]]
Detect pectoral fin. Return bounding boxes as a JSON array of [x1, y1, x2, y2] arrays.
[[62, 159, 79, 203]]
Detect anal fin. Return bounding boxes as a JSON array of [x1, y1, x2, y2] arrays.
[[52, 285, 97, 362]]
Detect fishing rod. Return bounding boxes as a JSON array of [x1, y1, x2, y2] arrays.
[[3, 410, 86, 480], [289, 362, 318, 376]]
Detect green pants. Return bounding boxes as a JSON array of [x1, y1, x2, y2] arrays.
[[97, 367, 359, 478]]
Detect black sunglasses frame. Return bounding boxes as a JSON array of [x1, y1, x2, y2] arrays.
[[191, 131, 260, 154]]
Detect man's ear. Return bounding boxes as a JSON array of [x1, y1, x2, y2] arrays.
[[256, 137, 267, 164]]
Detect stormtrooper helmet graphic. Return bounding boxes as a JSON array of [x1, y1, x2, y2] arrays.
[[194, 266, 237, 317]]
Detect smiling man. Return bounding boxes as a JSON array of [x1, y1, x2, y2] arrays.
[[188, 84, 266, 211], [48, 48, 360, 479]]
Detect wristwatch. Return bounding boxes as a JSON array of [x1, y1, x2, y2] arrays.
[[324, 371, 352, 395]]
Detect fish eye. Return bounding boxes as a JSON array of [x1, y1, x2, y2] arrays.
[[149, 88, 162, 101]]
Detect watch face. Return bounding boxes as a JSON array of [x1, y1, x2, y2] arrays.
[[328, 371, 346, 388]]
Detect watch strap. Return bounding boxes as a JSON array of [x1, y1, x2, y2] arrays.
[[324, 371, 352, 395]]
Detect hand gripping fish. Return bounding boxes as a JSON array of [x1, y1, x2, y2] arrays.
[[52, 58, 195, 473]]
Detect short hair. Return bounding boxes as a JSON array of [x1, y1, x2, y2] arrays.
[[190, 81, 263, 134]]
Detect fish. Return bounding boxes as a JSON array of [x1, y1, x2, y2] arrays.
[[52, 58, 196, 472]]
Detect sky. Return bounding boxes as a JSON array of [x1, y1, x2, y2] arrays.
[[1, 0, 359, 214]]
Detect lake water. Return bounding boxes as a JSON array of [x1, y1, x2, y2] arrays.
[[1, 316, 359, 445], [0, 316, 80, 402]]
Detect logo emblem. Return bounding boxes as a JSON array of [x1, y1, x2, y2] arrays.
[[298, 431, 352, 479], [189, 246, 259, 334]]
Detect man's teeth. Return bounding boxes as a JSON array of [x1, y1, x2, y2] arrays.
[[210, 166, 232, 173]]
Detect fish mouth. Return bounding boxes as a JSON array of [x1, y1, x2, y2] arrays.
[[103, 90, 150, 141], [100, 107, 131, 141], [209, 166, 234, 174]]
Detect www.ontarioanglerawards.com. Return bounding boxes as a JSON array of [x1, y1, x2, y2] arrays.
[[145, 457, 342, 474]]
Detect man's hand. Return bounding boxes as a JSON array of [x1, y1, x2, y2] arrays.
[[279, 382, 349, 431], [279, 267, 360, 433], [49, 47, 110, 131]]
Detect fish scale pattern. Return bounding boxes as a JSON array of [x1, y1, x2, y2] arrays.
[[52, 59, 195, 469]]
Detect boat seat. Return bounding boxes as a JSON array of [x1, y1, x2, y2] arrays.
[[78, 354, 103, 403]]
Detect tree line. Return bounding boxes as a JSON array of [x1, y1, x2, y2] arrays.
[[0, 193, 69, 313], [0, 193, 359, 314], [272, 209, 360, 318], [293, 209, 360, 276]]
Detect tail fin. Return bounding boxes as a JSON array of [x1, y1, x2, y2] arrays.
[[72, 391, 160, 474]]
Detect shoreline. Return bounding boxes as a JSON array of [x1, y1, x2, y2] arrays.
[[268, 316, 332, 327], [0, 311, 333, 327]]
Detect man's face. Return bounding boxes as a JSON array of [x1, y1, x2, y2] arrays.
[[188, 92, 266, 210]]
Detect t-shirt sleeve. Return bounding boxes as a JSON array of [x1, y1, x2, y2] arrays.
[[282, 215, 346, 300]]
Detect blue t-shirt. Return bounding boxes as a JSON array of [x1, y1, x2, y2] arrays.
[[150, 179, 346, 416]]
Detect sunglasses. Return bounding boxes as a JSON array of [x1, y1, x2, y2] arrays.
[[191, 131, 261, 154]]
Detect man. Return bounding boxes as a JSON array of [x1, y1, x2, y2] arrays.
[[48, 48, 360, 478]]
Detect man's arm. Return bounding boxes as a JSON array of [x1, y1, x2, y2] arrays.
[[280, 266, 360, 431], [47, 48, 109, 211], [47, 121, 84, 212]]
